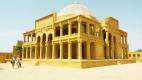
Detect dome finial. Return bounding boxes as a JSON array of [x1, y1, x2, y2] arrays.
[[73, 1, 79, 4]]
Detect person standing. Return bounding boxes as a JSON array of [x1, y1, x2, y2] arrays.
[[11, 56, 16, 69], [16, 56, 22, 68]]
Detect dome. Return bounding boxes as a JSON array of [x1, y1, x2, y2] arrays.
[[58, 3, 92, 18]]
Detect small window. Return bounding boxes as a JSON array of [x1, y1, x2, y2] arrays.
[[137, 54, 140, 57], [133, 54, 136, 57], [129, 54, 131, 57]]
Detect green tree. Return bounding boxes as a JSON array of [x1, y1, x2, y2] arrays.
[[136, 49, 142, 52], [15, 45, 22, 55]]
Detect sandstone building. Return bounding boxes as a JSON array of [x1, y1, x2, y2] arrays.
[[129, 52, 142, 59], [22, 3, 132, 68]]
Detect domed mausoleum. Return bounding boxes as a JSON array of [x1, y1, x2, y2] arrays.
[[22, 3, 135, 68]]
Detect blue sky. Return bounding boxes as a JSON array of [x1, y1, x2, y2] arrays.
[[0, 0, 142, 52]]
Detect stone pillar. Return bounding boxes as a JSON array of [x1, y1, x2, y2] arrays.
[[40, 43, 43, 59], [78, 40, 82, 59], [105, 32, 110, 59], [111, 37, 114, 59], [87, 23, 90, 35], [34, 45, 37, 59], [22, 47, 25, 59], [87, 41, 91, 59], [68, 21, 72, 35], [78, 20, 81, 35], [126, 48, 128, 59], [26, 47, 28, 59], [60, 23, 63, 36], [25, 35, 27, 42], [27, 36, 29, 42], [60, 42, 63, 59], [52, 43, 55, 59], [45, 42, 49, 59], [30, 35, 32, 42], [125, 36, 127, 45], [30, 46, 32, 59], [68, 41, 72, 60], [123, 48, 125, 59], [24, 36, 26, 42], [123, 36, 125, 44], [31, 35, 33, 42]]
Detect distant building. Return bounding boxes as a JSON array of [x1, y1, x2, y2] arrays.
[[0, 52, 12, 63], [128, 52, 142, 59]]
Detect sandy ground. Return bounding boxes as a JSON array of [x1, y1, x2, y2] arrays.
[[0, 62, 142, 80]]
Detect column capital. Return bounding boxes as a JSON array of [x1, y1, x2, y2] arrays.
[[68, 21, 71, 25], [52, 42, 55, 45], [35, 44, 38, 47], [87, 41, 90, 43], [68, 41, 72, 44], [78, 39, 82, 43], [60, 41, 63, 45], [77, 16, 81, 22], [40, 44, 43, 47], [59, 23, 63, 27]]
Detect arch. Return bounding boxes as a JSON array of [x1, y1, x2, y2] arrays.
[[42, 33, 46, 42], [102, 30, 107, 59], [41, 33, 46, 59], [36, 36, 41, 59], [48, 34, 53, 42], [102, 30, 106, 41], [108, 33, 112, 59], [47, 33, 53, 59], [37, 36, 41, 43]]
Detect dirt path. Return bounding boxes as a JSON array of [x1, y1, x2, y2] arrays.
[[0, 62, 142, 80]]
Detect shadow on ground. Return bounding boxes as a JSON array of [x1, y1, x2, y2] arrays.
[[0, 68, 4, 70]]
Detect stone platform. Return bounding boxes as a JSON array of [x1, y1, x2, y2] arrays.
[[22, 59, 136, 68]]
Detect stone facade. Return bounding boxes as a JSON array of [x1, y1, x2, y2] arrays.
[[22, 3, 130, 68]]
